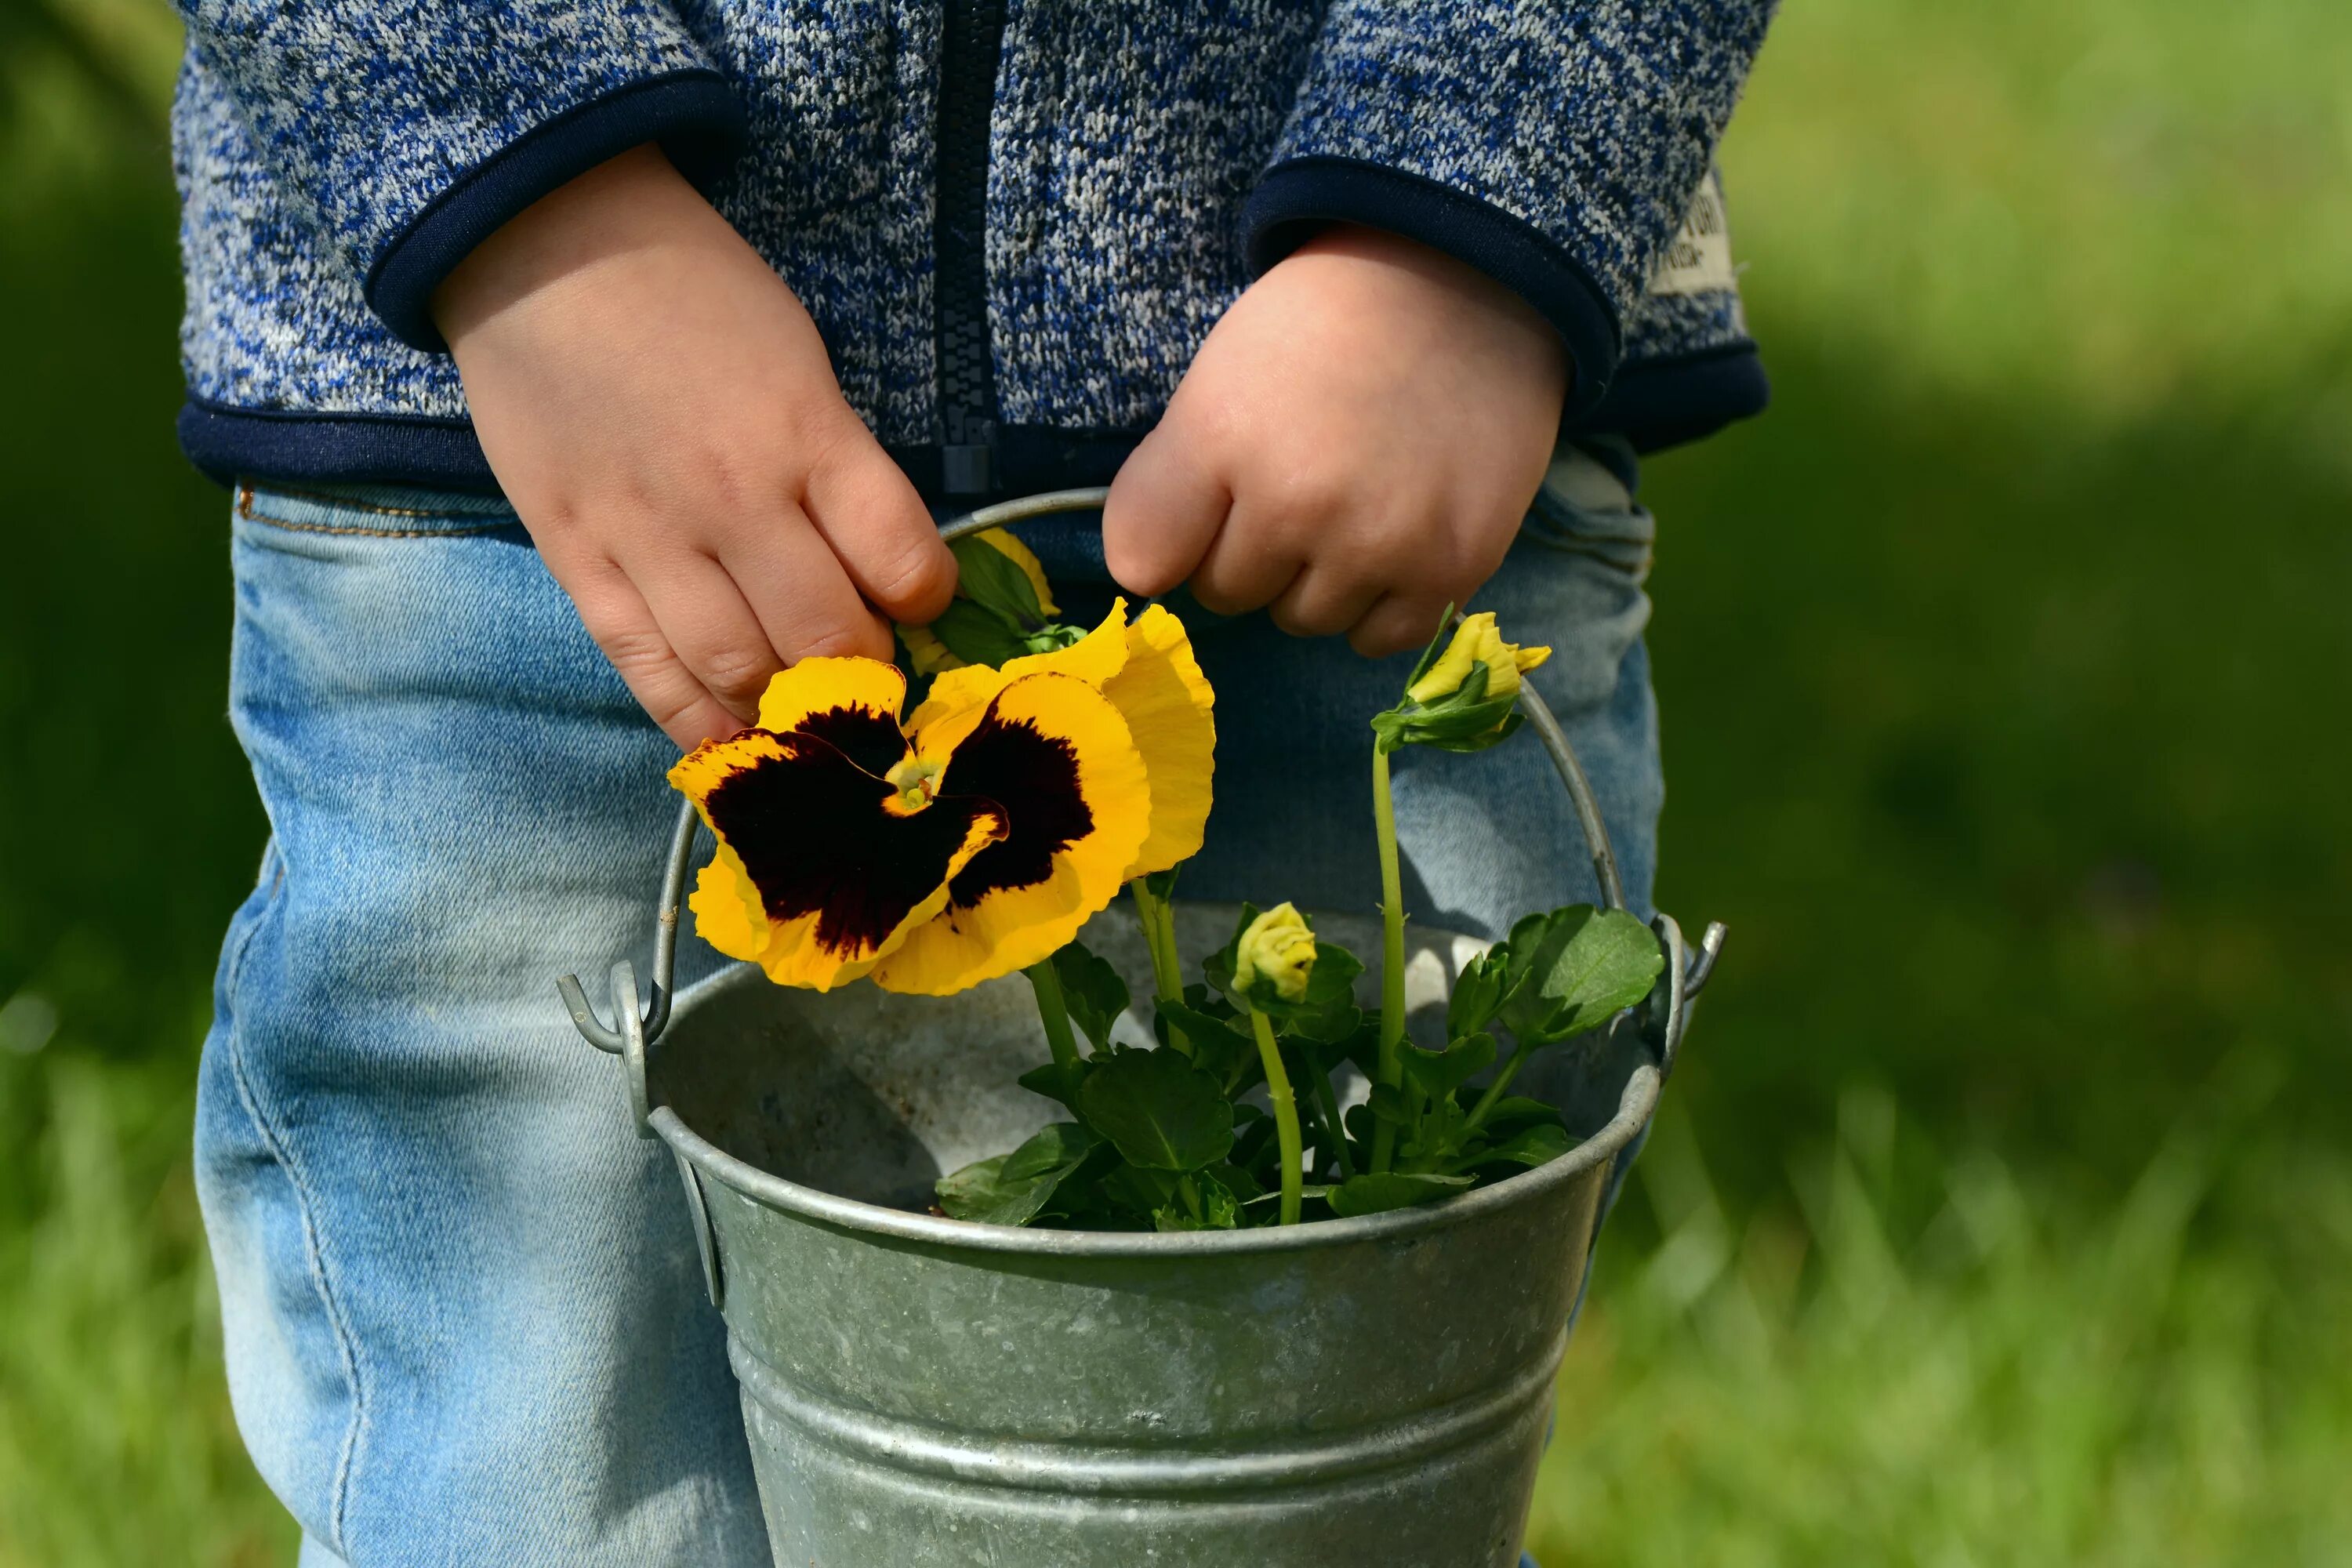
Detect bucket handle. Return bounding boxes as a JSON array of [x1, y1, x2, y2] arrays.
[[559, 488, 1726, 1112]]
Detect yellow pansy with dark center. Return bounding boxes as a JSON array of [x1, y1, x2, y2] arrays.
[[670, 657, 1150, 994], [904, 596, 1214, 884]]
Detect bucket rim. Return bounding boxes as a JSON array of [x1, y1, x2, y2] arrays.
[[648, 961, 1660, 1258]]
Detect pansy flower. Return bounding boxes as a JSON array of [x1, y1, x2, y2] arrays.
[[669, 600, 1213, 996]]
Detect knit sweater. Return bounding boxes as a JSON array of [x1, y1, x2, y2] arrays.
[[172, 0, 1776, 500]]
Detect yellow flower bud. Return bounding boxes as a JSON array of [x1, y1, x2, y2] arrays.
[[1234, 902, 1316, 1004], [1405, 612, 1551, 707]]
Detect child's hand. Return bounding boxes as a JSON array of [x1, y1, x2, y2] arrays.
[[1102, 226, 1570, 656], [434, 147, 956, 748]]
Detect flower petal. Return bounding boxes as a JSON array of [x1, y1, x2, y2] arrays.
[[670, 728, 1007, 991], [902, 600, 1131, 737], [1102, 603, 1215, 877], [753, 657, 910, 775], [684, 840, 769, 964], [897, 622, 964, 676], [875, 672, 1150, 995]]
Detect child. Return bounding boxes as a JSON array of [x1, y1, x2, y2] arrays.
[[173, 3, 1773, 1560]]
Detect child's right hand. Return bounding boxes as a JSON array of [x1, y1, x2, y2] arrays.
[[433, 146, 957, 749]]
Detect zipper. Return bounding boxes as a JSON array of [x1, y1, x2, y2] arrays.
[[934, 0, 1007, 497]]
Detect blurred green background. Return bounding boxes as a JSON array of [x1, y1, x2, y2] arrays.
[[2, 0, 2347, 1562]]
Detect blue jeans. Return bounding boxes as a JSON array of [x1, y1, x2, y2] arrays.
[[201, 446, 1661, 1566]]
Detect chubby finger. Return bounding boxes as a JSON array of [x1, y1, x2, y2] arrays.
[[1103, 428, 1230, 598], [802, 435, 958, 623], [720, 505, 895, 666], [562, 557, 743, 747], [631, 548, 795, 721], [1348, 594, 1455, 659], [1185, 495, 1304, 617], [1268, 567, 1383, 640]]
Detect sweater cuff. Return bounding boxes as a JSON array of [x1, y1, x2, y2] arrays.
[[1241, 156, 1623, 420], [365, 71, 749, 354]]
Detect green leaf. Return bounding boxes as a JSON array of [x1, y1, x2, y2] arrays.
[[1018, 1059, 1091, 1114], [1478, 1096, 1568, 1132], [1326, 1171, 1475, 1218], [1156, 999, 1250, 1087], [1142, 866, 1181, 900], [1230, 1109, 1280, 1171], [935, 1155, 1016, 1219], [1467, 1122, 1577, 1170], [1203, 1160, 1265, 1203], [1018, 621, 1087, 655], [1076, 1048, 1236, 1172], [1157, 999, 1245, 1049], [1500, 906, 1664, 1046], [1000, 1121, 1100, 1181], [1399, 1033, 1497, 1102], [1200, 902, 1255, 1006], [1448, 947, 1512, 1040], [949, 533, 1047, 626], [1196, 1171, 1241, 1230], [1366, 1083, 1410, 1125], [1105, 1161, 1179, 1210], [1052, 941, 1131, 1053], [936, 1122, 1102, 1227], [926, 598, 1032, 667]]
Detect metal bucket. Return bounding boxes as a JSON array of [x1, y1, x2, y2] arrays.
[[562, 490, 1723, 1568]]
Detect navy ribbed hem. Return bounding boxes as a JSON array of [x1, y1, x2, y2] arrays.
[[1578, 345, 1770, 454], [1243, 156, 1624, 420], [178, 399, 503, 494], [177, 397, 1151, 505], [365, 71, 748, 354]]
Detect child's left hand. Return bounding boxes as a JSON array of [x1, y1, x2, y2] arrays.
[[1102, 224, 1570, 657]]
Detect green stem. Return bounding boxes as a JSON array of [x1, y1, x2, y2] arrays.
[[1249, 1009, 1304, 1225], [1025, 960, 1083, 1073], [1463, 1042, 1537, 1134], [1308, 1060, 1356, 1181], [1131, 880, 1183, 1004], [1370, 741, 1408, 1174]]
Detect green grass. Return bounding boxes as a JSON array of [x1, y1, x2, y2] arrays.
[[1530, 1096, 2352, 1566], [2, 0, 2348, 1562]]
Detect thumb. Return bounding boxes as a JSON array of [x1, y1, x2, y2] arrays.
[[1102, 422, 1229, 599]]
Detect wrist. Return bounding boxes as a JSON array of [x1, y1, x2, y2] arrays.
[[1280, 223, 1569, 412], [431, 143, 710, 349]]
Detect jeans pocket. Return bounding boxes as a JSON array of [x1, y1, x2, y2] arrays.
[[233, 479, 521, 542]]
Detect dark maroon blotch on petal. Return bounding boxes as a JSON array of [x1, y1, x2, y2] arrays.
[[793, 704, 909, 777], [704, 733, 998, 956], [939, 709, 1093, 910]]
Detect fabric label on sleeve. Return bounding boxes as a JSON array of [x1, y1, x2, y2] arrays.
[[1646, 172, 1737, 297]]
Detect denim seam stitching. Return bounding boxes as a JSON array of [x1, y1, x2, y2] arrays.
[[238, 483, 516, 533], [218, 867, 370, 1554]]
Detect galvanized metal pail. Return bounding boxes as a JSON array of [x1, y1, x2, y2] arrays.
[[562, 490, 1723, 1568]]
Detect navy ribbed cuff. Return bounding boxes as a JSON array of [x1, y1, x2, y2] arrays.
[[365, 71, 749, 354], [1243, 156, 1624, 420], [1577, 346, 1770, 454]]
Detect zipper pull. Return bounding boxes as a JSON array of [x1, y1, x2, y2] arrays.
[[941, 405, 996, 496]]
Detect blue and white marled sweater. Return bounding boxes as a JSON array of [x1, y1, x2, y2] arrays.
[[172, 0, 1776, 499]]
